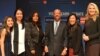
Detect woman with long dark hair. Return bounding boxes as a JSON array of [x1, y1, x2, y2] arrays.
[[11, 8, 26, 56], [66, 13, 83, 56], [26, 11, 44, 56], [1, 16, 14, 56]]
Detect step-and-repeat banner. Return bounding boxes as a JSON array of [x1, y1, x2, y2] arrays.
[[16, 0, 100, 31], [0, 0, 100, 30]]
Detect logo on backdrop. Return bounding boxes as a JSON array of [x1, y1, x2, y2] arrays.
[[45, 11, 84, 22]]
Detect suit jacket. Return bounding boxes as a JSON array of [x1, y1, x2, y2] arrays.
[[25, 22, 44, 56], [45, 21, 67, 56], [25, 22, 44, 50], [25, 22, 38, 50], [67, 24, 83, 55]]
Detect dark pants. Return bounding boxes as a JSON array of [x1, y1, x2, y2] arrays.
[[11, 52, 26, 56], [86, 44, 100, 56]]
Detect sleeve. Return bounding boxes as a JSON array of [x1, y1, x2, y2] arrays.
[[89, 33, 100, 40], [63, 25, 68, 48], [44, 23, 50, 46]]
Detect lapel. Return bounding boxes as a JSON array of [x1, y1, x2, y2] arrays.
[[51, 22, 54, 36], [51, 21, 63, 35]]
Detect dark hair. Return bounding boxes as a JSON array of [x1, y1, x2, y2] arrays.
[[67, 13, 78, 24], [2, 16, 14, 32], [14, 8, 25, 29], [28, 11, 41, 29], [53, 9, 62, 13], [66, 13, 79, 32]]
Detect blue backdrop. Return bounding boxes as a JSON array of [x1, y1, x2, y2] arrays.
[[16, 0, 100, 31], [0, 0, 100, 31], [0, 0, 16, 27]]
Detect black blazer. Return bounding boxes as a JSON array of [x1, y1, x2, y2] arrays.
[[67, 24, 82, 54], [25, 22, 44, 51], [84, 17, 100, 47], [45, 21, 67, 56]]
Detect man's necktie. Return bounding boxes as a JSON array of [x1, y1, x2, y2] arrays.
[[54, 22, 58, 35]]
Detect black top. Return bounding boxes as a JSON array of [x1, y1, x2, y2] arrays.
[[5, 32, 11, 43], [84, 17, 100, 47], [4, 32, 11, 56], [67, 24, 82, 54]]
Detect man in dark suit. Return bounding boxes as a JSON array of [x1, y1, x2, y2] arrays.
[[44, 9, 68, 56]]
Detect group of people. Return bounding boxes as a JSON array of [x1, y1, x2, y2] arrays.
[[0, 2, 100, 56]]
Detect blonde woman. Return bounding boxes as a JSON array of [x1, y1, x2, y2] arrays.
[[83, 3, 100, 56]]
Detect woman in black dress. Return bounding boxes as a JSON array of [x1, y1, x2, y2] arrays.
[[26, 11, 44, 56], [66, 13, 83, 56], [83, 3, 100, 56], [1, 16, 14, 56]]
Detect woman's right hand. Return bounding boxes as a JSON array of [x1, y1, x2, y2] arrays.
[[31, 50, 35, 54], [83, 34, 89, 41], [44, 45, 49, 53]]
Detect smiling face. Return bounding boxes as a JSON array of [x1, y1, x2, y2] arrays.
[[32, 12, 39, 23], [6, 17, 13, 28], [53, 9, 62, 21], [87, 3, 99, 17], [15, 10, 23, 22], [88, 5, 96, 16], [69, 15, 77, 25]]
